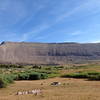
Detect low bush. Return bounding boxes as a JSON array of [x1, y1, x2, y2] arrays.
[[0, 74, 16, 88], [88, 74, 100, 80], [62, 71, 100, 80], [4, 74, 15, 83], [0, 64, 24, 69], [0, 77, 7, 88], [15, 71, 48, 80], [0, 65, 61, 88], [62, 72, 88, 78], [0, 72, 48, 88]]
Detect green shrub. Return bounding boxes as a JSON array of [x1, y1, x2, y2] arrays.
[[28, 72, 48, 80], [16, 73, 29, 80], [15, 72, 48, 80], [0, 74, 15, 88], [40, 73, 48, 79], [28, 72, 41, 80], [62, 71, 100, 80], [89, 74, 100, 80], [62, 72, 88, 78], [0, 64, 23, 68], [0, 77, 7, 88], [4, 74, 15, 83]]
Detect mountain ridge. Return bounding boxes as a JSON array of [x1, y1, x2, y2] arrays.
[[0, 41, 100, 65]]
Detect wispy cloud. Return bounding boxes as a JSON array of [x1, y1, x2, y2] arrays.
[[54, 0, 100, 23], [0, 0, 100, 42], [70, 31, 82, 36], [20, 23, 49, 41], [25, 0, 100, 37], [19, 0, 50, 27]]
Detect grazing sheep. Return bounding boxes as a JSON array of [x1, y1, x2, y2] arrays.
[[31, 89, 42, 95], [16, 91, 23, 95], [16, 89, 42, 96], [24, 91, 28, 95], [51, 82, 61, 86], [28, 90, 32, 94]]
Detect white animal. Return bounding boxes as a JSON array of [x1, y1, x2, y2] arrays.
[[16, 91, 23, 95], [31, 89, 42, 95], [24, 91, 28, 95], [16, 89, 42, 95], [51, 82, 61, 86]]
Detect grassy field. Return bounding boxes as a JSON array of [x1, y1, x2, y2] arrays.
[[0, 64, 100, 100], [1, 77, 100, 100]]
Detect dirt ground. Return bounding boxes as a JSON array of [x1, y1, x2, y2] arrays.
[[0, 77, 100, 100]]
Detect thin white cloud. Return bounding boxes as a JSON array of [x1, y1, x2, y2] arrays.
[[19, 0, 50, 27], [17, 0, 100, 42], [20, 6, 44, 27], [26, 0, 100, 36], [20, 23, 49, 41], [1, 0, 100, 42], [70, 31, 82, 36], [55, 0, 100, 23], [36, 0, 100, 36]]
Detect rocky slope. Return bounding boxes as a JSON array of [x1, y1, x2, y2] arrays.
[[0, 41, 100, 65]]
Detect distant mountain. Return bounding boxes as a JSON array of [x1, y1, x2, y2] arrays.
[[0, 41, 100, 65]]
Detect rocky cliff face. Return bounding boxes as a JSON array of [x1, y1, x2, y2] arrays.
[[0, 42, 100, 64]]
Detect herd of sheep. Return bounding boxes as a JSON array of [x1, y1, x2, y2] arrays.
[[16, 82, 61, 96], [16, 89, 42, 95]]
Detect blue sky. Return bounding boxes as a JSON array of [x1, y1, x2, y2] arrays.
[[0, 0, 100, 43]]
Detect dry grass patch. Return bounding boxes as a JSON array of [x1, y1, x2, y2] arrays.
[[0, 77, 100, 100]]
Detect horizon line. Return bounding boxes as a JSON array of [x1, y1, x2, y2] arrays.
[[1, 41, 100, 44]]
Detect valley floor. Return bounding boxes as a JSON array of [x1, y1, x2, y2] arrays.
[[0, 77, 100, 100]]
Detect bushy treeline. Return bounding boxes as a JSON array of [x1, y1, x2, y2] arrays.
[[0, 64, 61, 88], [0, 64, 23, 68], [15, 71, 48, 80], [0, 71, 48, 88], [62, 71, 100, 80]]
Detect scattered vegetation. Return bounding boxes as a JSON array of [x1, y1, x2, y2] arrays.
[[0, 72, 48, 88], [1, 64, 100, 88], [0, 64, 24, 69], [62, 71, 100, 80], [0, 64, 60, 88]]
